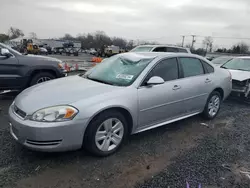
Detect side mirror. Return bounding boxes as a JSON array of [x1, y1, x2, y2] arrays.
[[146, 76, 164, 86], [1, 48, 11, 57]]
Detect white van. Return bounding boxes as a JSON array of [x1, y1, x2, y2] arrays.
[[131, 45, 191, 53]]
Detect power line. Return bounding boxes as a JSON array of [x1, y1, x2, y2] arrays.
[[186, 35, 250, 40]]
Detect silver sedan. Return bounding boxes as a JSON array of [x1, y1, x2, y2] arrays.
[[9, 52, 232, 156]]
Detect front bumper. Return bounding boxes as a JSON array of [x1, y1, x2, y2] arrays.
[[8, 105, 88, 152]]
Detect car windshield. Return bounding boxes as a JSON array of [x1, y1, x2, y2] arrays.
[[84, 54, 154, 86], [0, 43, 22, 55], [222, 58, 250, 71], [130, 47, 154, 52], [211, 56, 233, 65]]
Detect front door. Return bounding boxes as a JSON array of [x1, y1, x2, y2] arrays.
[[0, 52, 19, 90], [138, 58, 186, 129]]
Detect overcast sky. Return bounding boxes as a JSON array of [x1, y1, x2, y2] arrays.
[[1, 0, 250, 48]]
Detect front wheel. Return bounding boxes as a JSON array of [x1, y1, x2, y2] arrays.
[[84, 110, 128, 157], [202, 91, 221, 120], [30, 72, 55, 86]]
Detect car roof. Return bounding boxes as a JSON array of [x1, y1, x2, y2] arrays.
[[135, 44, 189, 50], [117, 52, 202, 60], [236, 56, 250, 59]]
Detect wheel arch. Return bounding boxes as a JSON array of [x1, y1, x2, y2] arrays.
[[27, 68, 57, 86], [84, 106, 134, 137], [213, 87, 224, 100]]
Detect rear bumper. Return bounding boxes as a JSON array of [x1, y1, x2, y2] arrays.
[[8, 105, 89, 152]]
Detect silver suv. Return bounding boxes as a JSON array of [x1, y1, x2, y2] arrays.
[[131, 45, 191, 53]]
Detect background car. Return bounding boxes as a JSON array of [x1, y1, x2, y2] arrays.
[[220, 57, 250, 99], [9, 52, 232, 156], [211, 56, 234, 66], [130, 45, 191, 53], [39, 47, 48, 55], [0, 42, 67, 91]]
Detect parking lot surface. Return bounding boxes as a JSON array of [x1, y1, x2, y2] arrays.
[[48, 53, 93, 62], [1, 93, 250, 188]]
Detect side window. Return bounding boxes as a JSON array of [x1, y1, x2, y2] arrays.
[[166, 47, 178, 52], [178, 48, 188, 53], [152, 47, 167, 52], [202, 61, 214, 73], [179, 57, 204, 78], [143, 58, 179, 85]]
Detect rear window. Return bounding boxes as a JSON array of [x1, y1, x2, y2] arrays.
[[178, 48, 188, 53], [130, 47, 153, 52], [166, 47, 178, 52]]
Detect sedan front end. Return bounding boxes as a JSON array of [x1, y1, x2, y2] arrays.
[[8, 103, 88, 152]]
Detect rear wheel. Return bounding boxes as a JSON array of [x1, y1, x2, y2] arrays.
[[30, 72, 55, 86], [84, 110, 128, 157], [202, 91, 221, 119]]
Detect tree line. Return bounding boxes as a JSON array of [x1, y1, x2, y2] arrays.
[[1, 27, 250, 54]]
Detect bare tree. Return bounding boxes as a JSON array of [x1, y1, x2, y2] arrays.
[[0, 34, 9, 42], [29, 32, 37, 39], [239, 42, 249, 54], [112, 37, 127, 49], [62, 33, 74, 41], [203, 36, 214, 52], [8, 27, 24, 39]]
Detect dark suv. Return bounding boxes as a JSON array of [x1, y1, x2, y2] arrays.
[[0, 43, 67, 91]]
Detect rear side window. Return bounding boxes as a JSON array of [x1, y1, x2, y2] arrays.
[[166, 47, 178, 52], [179, 57, 204, 78], [202, 61, 214, 73], [152, 47, 167, 52], [178, 48, 188, 53]]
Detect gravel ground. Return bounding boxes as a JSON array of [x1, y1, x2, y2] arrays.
[[136, 99, 250, 188], [0, 93, 250, 188]]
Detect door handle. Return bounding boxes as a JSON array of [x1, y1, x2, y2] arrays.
[[205, 78, 212, 83], [172, 85, 181, 90]]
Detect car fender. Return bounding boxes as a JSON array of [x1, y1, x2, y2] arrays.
[[26, 65, 62, 78]]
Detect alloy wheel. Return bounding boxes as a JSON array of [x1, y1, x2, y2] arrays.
[[36, 77, 51, 83], [95, 118, 124, 152], [208, 95, 220, 117]]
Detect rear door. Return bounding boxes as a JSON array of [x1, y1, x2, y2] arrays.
[[0, 49, 20, 90], [177, 57, 213, 113]]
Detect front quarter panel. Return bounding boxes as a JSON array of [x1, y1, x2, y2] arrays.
[[71, 87, 138, 133]]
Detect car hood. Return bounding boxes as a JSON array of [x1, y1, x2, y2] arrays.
[[229, 69, 250, 81], [14, 76, 122, 114], [25, 54, 61, 62]]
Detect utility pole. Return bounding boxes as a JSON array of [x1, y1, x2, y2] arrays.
[[191, 35, 196, 50], [181, 36, 185, 47]]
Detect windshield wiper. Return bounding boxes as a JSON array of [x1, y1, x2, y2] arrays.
[[86, 76, 116, 86], [236, 68, 249, 71]]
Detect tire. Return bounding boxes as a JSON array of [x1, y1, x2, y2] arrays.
[[30, 72, 55, 86], [202, 91, 221, 120], [84, 110, 128, 157]]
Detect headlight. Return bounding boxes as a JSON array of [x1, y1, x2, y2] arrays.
[[31, 106, 78, 122]]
